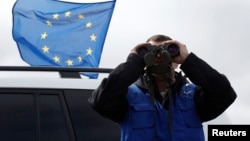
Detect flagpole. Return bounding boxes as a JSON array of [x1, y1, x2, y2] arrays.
[[0, 66, 113, 78]]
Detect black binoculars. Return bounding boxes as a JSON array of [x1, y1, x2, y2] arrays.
[[137, 43, 180, 66]]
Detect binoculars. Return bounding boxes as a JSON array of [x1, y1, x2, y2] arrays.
[[137, 43, 180, 66]]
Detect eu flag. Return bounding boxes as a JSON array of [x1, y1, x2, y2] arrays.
[[12, 0, 116, 79]]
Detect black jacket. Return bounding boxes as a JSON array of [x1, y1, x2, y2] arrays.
[[88, 52, 237, 123]]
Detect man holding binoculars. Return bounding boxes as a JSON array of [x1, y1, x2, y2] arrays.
[[88, 34, 237, 141]]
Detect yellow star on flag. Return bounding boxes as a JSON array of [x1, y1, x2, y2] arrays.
[[65, 11, 71, 17], [46, 20, 52, 26], [53, 56, 60, 63], [66, 59, 73, 66], [78, 56, 83, 62], [41, 32, 48, 39], [78, 14, 84, 19], [86, 22, 92, 28], [42, 45, 49, 53], [86, 48, 93, 55], [90, 34, 96, 41], [53, 13, 59, 19]]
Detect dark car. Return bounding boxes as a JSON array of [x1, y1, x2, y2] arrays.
[[0, 67, 120, 141]]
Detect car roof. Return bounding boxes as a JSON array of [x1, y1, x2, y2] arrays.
[[0, 66, 109, 89]]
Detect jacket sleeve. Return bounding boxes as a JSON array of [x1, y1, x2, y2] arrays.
[[180, 53, 237, 122], [88, 53, 145, 122]]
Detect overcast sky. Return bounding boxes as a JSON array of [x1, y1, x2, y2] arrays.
[[1, 0, 250, 130]]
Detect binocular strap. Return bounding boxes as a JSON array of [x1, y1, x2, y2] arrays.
[[144, 71, 173, 140]]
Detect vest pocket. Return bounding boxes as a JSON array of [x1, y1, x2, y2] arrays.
[[178, 102, 202, 128], [130, 104, 155, 129]]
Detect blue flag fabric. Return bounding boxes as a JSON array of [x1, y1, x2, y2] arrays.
[[12, 0, 116, 79]]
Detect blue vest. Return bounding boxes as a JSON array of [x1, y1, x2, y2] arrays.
[[119, 83, 205, 141]]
